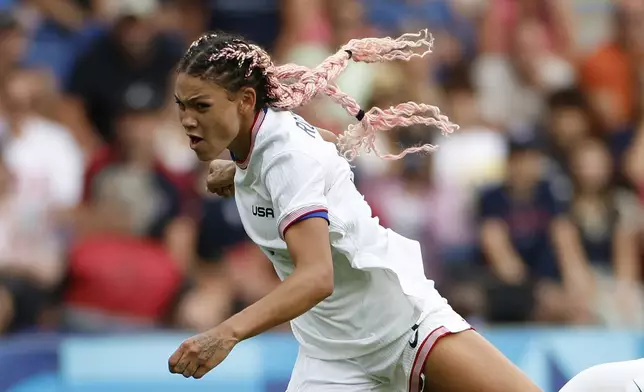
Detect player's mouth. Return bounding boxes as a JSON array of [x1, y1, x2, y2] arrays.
[[187, 135, 204, 148]]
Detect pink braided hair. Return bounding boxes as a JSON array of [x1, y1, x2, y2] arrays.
[[208, 30, 459, 160]]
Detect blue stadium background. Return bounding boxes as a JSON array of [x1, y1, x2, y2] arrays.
[[1, 328, 641, 392]]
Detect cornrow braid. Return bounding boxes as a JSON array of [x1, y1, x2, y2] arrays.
[[177, 32, 276, 111], [177, 30, 458, 161]]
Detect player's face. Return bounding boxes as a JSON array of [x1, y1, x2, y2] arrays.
[[174, 73, 248, 161]]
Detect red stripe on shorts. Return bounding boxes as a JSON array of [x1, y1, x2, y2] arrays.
[[408, 326, 474, 392]]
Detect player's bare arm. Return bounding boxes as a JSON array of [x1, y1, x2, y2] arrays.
[[168, 217, 333, 379], [224, 217, 333, 339], [206, 128, 337, 197]]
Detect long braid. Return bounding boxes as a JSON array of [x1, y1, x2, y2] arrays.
[[177, 30, 458, 160]]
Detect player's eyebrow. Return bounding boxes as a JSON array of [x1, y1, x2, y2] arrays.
[[174, 94, 210, 102]]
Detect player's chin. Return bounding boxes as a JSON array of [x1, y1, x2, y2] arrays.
[[191, 143, 221, 162]]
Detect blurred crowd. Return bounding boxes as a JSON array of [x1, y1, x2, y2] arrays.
[[0, 0, 643, 336]]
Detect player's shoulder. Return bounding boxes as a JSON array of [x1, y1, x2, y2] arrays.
[[258, 109, 319, 143], [254, 109, 329, 164]]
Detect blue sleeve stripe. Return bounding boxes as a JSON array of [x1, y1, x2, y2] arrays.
[[296, 211, 329, 224]]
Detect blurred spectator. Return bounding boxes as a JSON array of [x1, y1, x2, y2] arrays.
[[626, 121, 644, 205], [60, 102, 233, 332], [623, 98, 644, 269], [546, 88, 599, 156], [0, 10, 26, 81], [579, 3, 644, 132], [160, 0, 323, 59], [22, 0, 105, 85], [222, 243, 281, 325], [153, 101, 198, 175], [481, 0, 576, 57], [62, 234, 186, 332], [206, 0, 318, 61], [365, 0, 479, 52], [195, 169, 248, 264], [474, 17, 576, 131], [543, 87, 598, 194], [80, 103, 193, 263], [0, 158, 13, 332], [364, 0, 480, 86], [0, 68, 82, 333], [0, 68, 83, 212], [364, 151, 442, 278], [0, 152, 66, 334], [567, 138, 644, 327], [478, 135, 592, 324], [61, 0, 182, 150], [350, 76, 408, 180], [155, 0, 209, 44], [432, 69, 507, 262], [286, 0, 379, 130]]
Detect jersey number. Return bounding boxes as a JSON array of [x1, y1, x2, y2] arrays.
[[292, 113, 317, 138]]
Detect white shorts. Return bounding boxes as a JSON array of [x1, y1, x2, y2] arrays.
[[286, 303, 472, 392]]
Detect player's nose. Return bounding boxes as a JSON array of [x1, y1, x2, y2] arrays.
[[181, 115, 198, 131]]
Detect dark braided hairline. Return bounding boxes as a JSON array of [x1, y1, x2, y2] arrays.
[[177, 32, 276, 111]]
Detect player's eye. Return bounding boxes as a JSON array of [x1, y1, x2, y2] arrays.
[[196, 102, 210, 111], [175, 98, 185, 111]]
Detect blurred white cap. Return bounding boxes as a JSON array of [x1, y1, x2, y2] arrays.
[[106, 0, 160, 19]]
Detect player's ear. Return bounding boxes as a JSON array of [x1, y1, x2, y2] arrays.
[[238, 87, 257, 115]]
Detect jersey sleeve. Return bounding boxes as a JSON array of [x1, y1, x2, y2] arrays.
[[263, 150, 329, 240]]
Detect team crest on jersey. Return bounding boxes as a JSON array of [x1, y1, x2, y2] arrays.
[[252, 205, 274, 218]]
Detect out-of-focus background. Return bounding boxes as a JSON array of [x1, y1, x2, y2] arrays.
[[0, 0, 643, 391]]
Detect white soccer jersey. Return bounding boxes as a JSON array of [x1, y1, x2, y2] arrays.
[[233, 108, 445, 360]]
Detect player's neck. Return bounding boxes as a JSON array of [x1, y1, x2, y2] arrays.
[[228, 134, 251, 162], [228, 113, 257, 161], [228, 112, 257, 162]]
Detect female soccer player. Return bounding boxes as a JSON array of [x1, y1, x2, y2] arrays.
[[168, 30, 541, 391]]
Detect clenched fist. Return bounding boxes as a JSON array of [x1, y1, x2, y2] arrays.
[[206, 160, 236, 197], [168, 325, 238, 379]]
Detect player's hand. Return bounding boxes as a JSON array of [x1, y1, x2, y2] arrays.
[[168, 325, 239, 379], [206, 159, 236, 197]]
